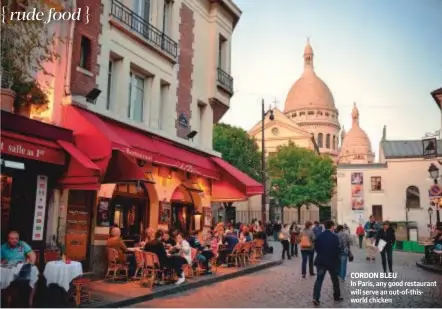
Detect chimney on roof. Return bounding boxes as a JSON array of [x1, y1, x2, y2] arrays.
[[382, 125, 387, 141]]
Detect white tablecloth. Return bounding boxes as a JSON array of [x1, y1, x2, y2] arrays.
[[43, 261, 83, 292], [0, 264, 39, 290]]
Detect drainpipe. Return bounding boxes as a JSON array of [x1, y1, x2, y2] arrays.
[[64, 0, 76, 97]]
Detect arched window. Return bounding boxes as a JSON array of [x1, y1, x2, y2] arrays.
[[406, 186, 420, 209], [317, 133, 323, 148], [332, 135, 336, 149], [326, 134, 330, 148]]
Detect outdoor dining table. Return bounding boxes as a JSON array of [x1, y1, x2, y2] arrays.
[[0, 263, 39, 290], [43, 260, 83, 292]]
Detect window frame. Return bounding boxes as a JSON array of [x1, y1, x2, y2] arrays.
[[79, 36, 91, 71], [106, 60, 114, 110], [370, 176, 382, 191], [317, 133, 323, 148], [405, 186, 421, 209], [128, 71, 145, 122], [325, 134, 330, 148]]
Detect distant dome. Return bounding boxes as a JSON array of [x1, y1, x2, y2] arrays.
[[284, 40, 336, 113], [339, 103, 374, 164]]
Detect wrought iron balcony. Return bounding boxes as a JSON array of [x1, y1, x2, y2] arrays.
[[110, 0, 177, 59], [217, 68, 233, 94]]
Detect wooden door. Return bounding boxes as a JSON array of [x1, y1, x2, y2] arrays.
[[372, 205, 383, 222]]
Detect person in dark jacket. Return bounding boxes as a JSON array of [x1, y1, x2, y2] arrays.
[[144, 230, 169, 269], [312, 220, 342, 305], [375, 221, 396, 273]]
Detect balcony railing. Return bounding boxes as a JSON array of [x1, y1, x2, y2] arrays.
[[217, 68, 233, 93], [110, 0, 177, 59]]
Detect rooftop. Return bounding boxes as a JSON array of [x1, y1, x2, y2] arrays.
[[381, 139, 442, 159]]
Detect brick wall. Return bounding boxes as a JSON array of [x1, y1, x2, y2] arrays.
[[70, 0, 103, 96], [175, 3, 195, 139]]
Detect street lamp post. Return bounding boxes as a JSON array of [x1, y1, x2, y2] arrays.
[[261, 99, 274, 224], [427, 207, 433, 227], [428, 163, 441, 224]]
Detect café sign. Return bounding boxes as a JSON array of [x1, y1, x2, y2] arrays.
[[1, 136, 65, 165]]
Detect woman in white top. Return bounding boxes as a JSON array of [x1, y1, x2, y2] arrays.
[[176, 233, 192, 264]]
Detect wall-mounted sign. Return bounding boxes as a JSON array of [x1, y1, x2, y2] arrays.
[[178, 113, 189, 128], [159, 201, 171, 225], [32, 175, 48, 241], [422, 138, 437, 159], [1, 136, 65, 165]]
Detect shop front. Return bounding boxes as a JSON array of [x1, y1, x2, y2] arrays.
[[61, 104, 264, 274], [0, 111, 100, 268]]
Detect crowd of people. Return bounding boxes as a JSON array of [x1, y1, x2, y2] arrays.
[[106, 219, 269, 285], [271, 216, 406, 306]]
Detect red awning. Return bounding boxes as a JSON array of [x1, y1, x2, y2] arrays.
[[63, 105, 220, 180], [57, 140, 101, 190], [211, 157, 263, 202], [1, 130, 66, 165]]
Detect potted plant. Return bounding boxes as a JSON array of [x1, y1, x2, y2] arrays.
[[1, 0, 59, 115]]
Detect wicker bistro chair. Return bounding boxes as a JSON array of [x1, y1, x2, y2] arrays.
[[69, 277, 92, 306], [252, 239, 265, 260], [133, 250, 145, 280], [240, 242, 254, 266], [105, 248, 129, 282], [227, 243, 245, 267], [141, 252, 168, 288]]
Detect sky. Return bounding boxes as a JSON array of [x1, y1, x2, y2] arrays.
[[221, 0, 442, 159]]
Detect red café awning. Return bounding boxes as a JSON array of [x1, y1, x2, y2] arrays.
[[211, 157, 264, 202], [1, 111, 101, 189], [63, 105, 220, 180]]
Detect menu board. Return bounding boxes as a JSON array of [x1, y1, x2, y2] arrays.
[[65, 203, 89, 261], [32, 175, 48, 241]]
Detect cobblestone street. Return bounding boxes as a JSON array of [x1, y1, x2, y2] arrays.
[[131, 241, 442, 308]]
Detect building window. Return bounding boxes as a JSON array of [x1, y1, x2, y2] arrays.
[[106, 60, 113, 110], [371, 176, 382, 191], [406, 186, 420, 209], [317, 111, 323, 116], [317, 133, 323, 148], [79, 36, 91, 70], [332, 135, 336, 149], [299, 111, 305, 116], [159, 81, 169, 129], [326, 134, 330, 148], [162, 0, 172, 34], [134, 0, 150, 21], [307, 111, 314, 115], [218, 35, 227, 69], [291, 113, 296, 118], [128, 72, 145, 122], [325, 112, 329, 117]]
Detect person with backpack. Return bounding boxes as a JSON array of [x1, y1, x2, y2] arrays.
[[300, 221, 316, 278], [312, 221, 323, 238], [279, 224, 291, 260], [364, 215, 380, 261]]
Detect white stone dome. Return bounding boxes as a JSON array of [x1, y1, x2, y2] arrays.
[[284, 40, 336, 113], [339, 103, 374, 163]]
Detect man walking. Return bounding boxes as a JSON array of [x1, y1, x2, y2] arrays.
[[356, 223, 365, 249], [375, 221, 396, 273], [312, 220, 342, 305], [364, 215, 379, 261]]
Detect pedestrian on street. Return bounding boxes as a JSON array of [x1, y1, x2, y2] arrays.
[[312, 220, 342, 306], [336, 225, 351, 281], [375, 221, 396, 273], [289, 222, 300, 257], [273, 221, 282, 241], [300, 221, 316, 278], [279, 224, 291, 260], [356, 223, 365, 249], [312, 221, 323, 238], [364, 215, 379, 261]]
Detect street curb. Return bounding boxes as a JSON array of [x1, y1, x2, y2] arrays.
[[93, 260, 283, 308], [416, 260, 442, 274]]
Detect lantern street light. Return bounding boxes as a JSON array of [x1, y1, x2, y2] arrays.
[[428, 207, 433, 227], [428, 163, 441, 224], [261, 98, 274, 224]]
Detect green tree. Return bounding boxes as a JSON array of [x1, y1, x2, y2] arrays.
[[268, 142, 336, 223], [213, 123, 262, 208]]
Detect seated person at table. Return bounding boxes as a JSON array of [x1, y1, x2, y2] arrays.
[[169, 233, 191, 285], [187, 231, 203, 250], [217, 230, 239, 266], [107, 227, 137, 277], [162, 231, 176, 247], [1, 231, 36, 265], [144, 231, 168, 269]]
